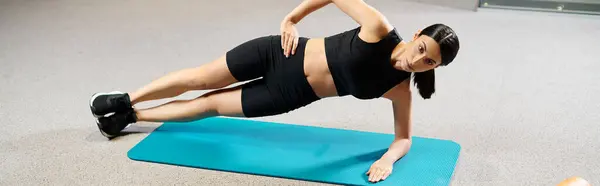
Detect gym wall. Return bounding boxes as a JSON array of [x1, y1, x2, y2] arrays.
[[405, 0, 479, 11]]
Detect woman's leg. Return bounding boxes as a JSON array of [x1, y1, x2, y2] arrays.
[[89, 54, 239, 118], [92, 36, 278, 138], [96, 84, 245, 138], [90, 36, 273, 118], [128, 55, 237, 104], [135, 85, 244, 122]]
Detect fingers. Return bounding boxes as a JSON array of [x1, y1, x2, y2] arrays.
[[369, 169, 381, 182], [368, 168, 391, 183], [292, 36, 298, 55], [281, 32, 288, 57], [280, 31, 297, 58], [367, 169, 375, 182], [286, 36, 294, 56], [382, 170, 391, 180]]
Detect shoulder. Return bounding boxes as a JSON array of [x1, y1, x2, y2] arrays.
[[357, 22, 395, 43], [382, 78, 411, 101]]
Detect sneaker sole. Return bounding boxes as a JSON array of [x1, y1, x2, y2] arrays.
[[89, 91, 124, 118]]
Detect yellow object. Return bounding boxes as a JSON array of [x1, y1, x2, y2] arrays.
[[558, 177, 591, 186]]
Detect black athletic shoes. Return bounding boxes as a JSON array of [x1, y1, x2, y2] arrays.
[[89, 91, 132, 118], [89, 91, 136, 139], [95, 108, 137, 139]]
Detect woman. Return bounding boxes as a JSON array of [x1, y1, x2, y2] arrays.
[[89, 0, 459, 183]]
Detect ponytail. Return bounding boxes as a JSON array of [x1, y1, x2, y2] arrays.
[[412, 23, 460, 99], [413, 69, 435, 99]]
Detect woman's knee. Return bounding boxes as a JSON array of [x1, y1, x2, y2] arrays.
[[199, 87, 244, 116]]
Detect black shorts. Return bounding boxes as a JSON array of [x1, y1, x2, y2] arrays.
[[225, 35, 321, 117]]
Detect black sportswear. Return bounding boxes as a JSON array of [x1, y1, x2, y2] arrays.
[[324, 27, 410, 99], [226, 35, 320, 117], [225, 27, 409, 117]]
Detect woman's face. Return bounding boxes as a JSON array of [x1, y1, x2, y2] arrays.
[[393, 31, 442, 73]]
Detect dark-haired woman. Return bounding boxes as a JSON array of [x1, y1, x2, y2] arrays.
[[89, 0, 460, 182]]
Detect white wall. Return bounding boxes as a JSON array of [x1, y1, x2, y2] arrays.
[[406, 0, 479, 11]]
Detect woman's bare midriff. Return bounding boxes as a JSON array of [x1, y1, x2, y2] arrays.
[[303, 38, 338, 98]]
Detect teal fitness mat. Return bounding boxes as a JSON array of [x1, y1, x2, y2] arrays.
[[128, 117, 461, 186]]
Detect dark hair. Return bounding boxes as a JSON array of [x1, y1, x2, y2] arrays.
[[413, 23, 460, 99]]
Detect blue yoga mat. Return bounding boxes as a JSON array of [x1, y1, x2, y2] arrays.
[[128, 117, 461, 186]]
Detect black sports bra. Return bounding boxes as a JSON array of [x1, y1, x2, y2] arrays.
[[324, 27, 411, 99]]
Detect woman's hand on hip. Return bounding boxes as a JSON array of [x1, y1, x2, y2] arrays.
[[366, 158, 394, 183], [280, 20, 299, 58]]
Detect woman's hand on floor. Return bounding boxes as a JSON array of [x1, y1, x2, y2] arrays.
[[366, 158, 394, 183], [280, 20, 299, 58]]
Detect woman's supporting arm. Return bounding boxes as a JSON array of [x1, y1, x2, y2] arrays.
[[382, 88, 413, 163], [369, 80, 413, 183]]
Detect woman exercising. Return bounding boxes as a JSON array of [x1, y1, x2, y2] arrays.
[[89, 0, 459, 183]]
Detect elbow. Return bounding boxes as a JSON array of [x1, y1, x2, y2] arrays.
[[322, 0, 336, 5], [395, 136, 412, 149], [405, 138, 413, 148], [394, 133, 412, 142]]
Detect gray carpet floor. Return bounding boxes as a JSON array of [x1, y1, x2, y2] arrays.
[[1, 0, 599, 185]]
